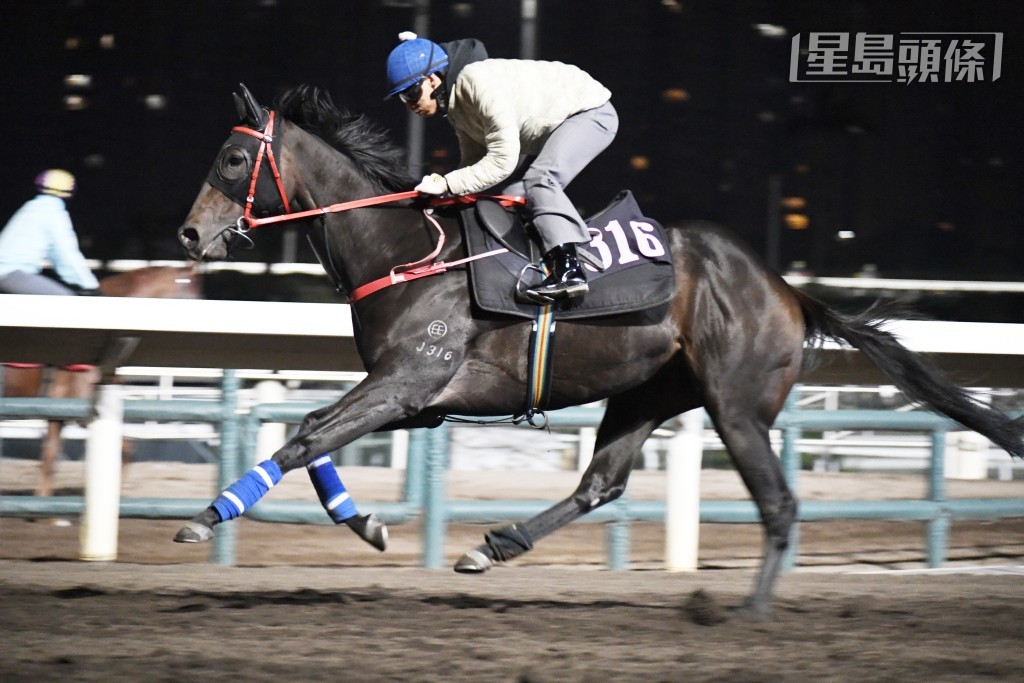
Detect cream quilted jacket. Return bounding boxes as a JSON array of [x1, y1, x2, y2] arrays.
[[443, 59, 612, 195]]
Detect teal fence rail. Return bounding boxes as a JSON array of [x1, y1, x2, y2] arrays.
[[2, 376, 1022, 569]]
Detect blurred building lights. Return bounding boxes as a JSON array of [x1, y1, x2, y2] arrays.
[[784, 214, 809, 230], [65, 74, 92, 88], [661, 88, 690, 102], [630, 155, 650, 171], [99, 34, 115, 49], [144, 94, 168, 110], [753, 23, 787, 38], [65, 37, 81, 50], [64, 95, 87, 111], [837, 230, 856, 240], [781, 196, 806, 210]]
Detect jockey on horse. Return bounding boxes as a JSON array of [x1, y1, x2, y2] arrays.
[[385, 32, 618, 302]]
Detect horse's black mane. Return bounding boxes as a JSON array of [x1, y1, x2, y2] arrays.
[[275, 85, 416, 192]]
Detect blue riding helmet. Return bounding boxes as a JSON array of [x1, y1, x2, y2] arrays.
[[385, 37, 449, 98]]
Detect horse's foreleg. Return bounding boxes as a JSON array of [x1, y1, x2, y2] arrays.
[[174, 372, 438, 547], [306, 454, 387, 551], [35, 420, 62, 497], [456, 379, 689, 572]]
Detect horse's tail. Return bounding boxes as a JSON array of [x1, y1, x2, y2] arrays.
[[792, 288, 1023, 459]]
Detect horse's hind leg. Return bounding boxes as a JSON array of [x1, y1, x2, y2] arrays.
[[455, 370, 695, 572], [711, 408, 795, 616]]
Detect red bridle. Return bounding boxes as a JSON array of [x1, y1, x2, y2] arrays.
[[230, 111, 293, 228]]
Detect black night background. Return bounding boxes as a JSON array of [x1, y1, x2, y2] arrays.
[[2, 1, 1021, 313]]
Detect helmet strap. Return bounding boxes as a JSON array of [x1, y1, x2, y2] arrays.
[[431, 77, 449, 116]]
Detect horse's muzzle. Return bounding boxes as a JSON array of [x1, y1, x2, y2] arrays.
[[177, 225, 206, 260]]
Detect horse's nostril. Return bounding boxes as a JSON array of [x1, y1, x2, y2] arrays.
[[178, 227, 200, 246]]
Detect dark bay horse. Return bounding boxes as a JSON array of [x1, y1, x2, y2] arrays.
[[175, 85, 1022, 616], [2, 266, 202, 496]]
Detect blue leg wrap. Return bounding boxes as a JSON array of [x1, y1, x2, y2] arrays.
[[307, 455, 358, 523], [212, 460, 282, 522]]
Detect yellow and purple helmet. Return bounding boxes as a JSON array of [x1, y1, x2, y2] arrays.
[[35, 169, 76, 198]]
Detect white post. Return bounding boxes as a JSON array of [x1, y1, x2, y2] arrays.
[[946, 431, 990, 480], [255, 380, 287, 458], [577, 427, 596, 472], [390, 429, 409, 470], [79, 383, 124, 561], [664, 408, 704, 571]]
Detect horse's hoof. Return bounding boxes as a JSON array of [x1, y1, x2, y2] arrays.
[[454, 548, 493, 574], [173, 521, 214, 544], [345, 513, 388, 552]]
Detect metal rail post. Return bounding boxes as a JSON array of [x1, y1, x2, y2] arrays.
[[212, 370, 240, 566], [927, 428, 950, 567], [781, 425, 802, 571], [422, 422, 449, 568], [606, 493, 630, 571]]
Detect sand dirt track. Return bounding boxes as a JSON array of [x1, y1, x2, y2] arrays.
[[2, 562, 1024, 682], [2, 463, 1024, 680]]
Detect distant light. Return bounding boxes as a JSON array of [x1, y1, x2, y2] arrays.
[[837, 230, 856, 240], [661, 88, 690, 102], [65, 37, 81, 50], [451, 2, 473, 18], [64, 95, 87, 111], [144, 94, 168, 110], [660, 0, 683, 13], [753, 24, 788, 38], [65, 74, 92, 88], [629, 155, 650, 171], [784, 214, 809, 230], [936, 221, 955, 232], [431, 148, 449, 160], [99, 34, 115, 49], [781, 196, 806, 210], [84, 154, 105, 168], [794, 163, 810, 174], [757, 110, 776, 123]]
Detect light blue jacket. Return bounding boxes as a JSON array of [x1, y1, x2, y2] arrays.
[[0, 194, 99, 289]]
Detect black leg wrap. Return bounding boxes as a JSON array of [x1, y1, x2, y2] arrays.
[[484, 523, 534, 562]]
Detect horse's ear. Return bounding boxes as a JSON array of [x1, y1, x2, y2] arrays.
[[233, 83, 269, 130]]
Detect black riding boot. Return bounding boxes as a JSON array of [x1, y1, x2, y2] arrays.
[[526, 243, 589, 300]]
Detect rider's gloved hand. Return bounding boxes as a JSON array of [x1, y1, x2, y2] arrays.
[[415, 173, 449, 196]]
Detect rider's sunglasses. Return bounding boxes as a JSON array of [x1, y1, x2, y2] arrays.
[[399, 79, 426, 104]]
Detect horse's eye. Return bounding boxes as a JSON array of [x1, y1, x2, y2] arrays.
[[216, 144, 252, 183]]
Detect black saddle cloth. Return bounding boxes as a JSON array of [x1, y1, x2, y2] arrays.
[[461, 190, 676, 320]]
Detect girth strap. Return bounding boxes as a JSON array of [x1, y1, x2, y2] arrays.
[[516, 305, 556, 428]]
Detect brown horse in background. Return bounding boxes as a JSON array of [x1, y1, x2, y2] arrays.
[[2, 266, 202, 496]]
